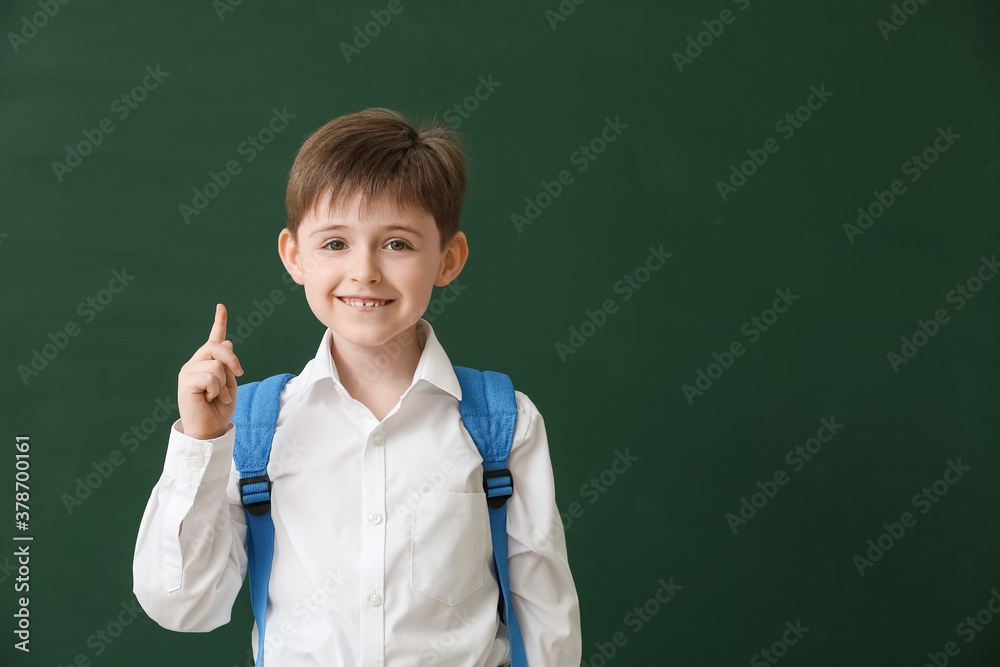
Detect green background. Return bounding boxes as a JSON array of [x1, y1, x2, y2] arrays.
[[2, 0, 999, 665]]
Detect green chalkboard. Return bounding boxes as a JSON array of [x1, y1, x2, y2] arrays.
[[2, 0, 999, 665]]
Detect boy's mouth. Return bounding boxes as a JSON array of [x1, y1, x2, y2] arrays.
[[338, 297, 395, 310]]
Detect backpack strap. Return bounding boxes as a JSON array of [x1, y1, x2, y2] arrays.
[[232, 372, 295, 667], [453, 365, 528, 667]]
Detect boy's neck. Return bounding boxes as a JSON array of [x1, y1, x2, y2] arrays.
[[329, 321, 426, 401]]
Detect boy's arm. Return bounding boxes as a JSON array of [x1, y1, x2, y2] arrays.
[[504, 391, 583, 666], [132, 418, 247, 632]]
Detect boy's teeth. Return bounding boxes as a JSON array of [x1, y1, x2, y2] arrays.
[[344, 298, 386, 307]]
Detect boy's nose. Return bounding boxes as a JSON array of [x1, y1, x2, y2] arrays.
[[348, 249, 381, 282]]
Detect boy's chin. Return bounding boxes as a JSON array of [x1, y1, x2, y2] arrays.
[[326, 317, 420, 346]]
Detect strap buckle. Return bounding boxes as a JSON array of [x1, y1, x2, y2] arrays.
[[482, 468, 513, 509], [239, 474, 272, 516]]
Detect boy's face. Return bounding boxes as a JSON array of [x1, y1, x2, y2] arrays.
[[278, 190, 468, 351]]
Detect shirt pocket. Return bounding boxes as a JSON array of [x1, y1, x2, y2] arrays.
[[411, 491, 489, 606]]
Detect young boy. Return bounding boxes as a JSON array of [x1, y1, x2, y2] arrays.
[[132, 107, 582, 666]]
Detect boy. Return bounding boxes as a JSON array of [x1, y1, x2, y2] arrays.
[[132, 107, 582, 665]]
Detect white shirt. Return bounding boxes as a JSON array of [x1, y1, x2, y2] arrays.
[[132, 317, 581, 666]]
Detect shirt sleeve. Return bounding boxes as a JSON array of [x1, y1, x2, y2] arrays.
[[132, 418, 248, 632], [504, 391, 583, 666]]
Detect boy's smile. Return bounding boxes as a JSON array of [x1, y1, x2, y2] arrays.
[[337, 296, 394, 311], [278, 189, 468, 388]]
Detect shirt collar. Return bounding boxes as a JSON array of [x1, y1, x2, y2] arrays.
[[298, 317, 462, 401]]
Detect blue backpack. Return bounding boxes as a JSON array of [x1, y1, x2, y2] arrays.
[[231, 366, 528, 667]]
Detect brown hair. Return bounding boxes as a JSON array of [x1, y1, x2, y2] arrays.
[[285, 107, 466, 251]]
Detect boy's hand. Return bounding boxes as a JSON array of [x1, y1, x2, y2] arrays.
[[177, 304, 244, 441]]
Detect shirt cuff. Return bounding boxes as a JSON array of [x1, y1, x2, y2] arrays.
[[163, 419, 235, 484]]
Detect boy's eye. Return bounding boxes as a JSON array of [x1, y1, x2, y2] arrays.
[[322, 239, 411, 251]]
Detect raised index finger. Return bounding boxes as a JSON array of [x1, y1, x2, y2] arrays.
[[209, 303, 227, 343]]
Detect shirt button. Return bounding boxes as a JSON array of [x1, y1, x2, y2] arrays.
[[368, 592, 382, 607], [188, 455, 204, 468], [368, 512, 382, 525], [371, 432, 384, 447]]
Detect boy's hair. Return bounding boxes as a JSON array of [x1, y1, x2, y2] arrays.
[[285, 107, 466, 252]]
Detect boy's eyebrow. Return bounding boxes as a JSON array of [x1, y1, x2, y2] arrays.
[[311, 223, 425, 238]]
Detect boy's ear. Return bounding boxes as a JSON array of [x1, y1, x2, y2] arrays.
[[278, 228, 305, 285], [435, 231, 469, 287]]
